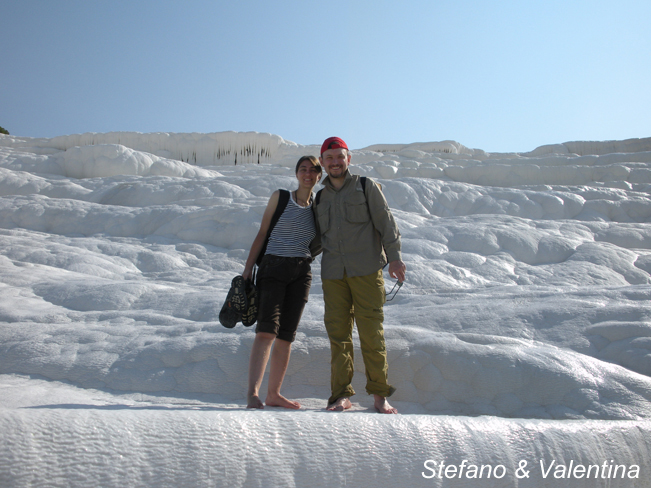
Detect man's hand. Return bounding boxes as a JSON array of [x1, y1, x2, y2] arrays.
[[388, 260, 406, 282]]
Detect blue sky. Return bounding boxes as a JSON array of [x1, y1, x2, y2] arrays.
[[1, 0, 649, 152]]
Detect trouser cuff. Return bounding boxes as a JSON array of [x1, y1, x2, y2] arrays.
[[328, 386, 356, 406], [365, 381, 396, 398]]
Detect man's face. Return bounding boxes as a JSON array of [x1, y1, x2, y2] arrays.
[[320, 148, 350, 179]]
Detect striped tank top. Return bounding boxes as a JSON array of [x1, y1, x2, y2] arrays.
[[265, 193, 316, 258]]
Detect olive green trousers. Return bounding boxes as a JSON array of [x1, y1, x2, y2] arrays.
[[322, 270, 395, 405]]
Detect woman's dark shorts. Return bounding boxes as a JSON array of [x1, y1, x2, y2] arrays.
[[255, 255, 312, 343]]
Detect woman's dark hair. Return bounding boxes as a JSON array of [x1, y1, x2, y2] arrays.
[[295, 155, 322, 174]]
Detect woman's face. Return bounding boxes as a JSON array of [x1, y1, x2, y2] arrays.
[[296, 161, 321, 188]]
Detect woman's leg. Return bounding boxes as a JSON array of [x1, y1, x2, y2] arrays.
[[265, 338, 300, 409], [247, 331, 276, 408], [265, 260, 311, 409], [249, 255, 287, 408]]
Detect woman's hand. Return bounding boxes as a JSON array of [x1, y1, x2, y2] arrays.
[[242, 267, 253, 281]]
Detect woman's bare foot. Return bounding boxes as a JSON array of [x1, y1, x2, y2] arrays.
[[265, 393, 301, 409], [247, 394, 264, 409], [374, 395, 398, 414], [327, 397, 352, 411]]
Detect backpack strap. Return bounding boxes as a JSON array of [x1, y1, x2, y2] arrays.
[[355, 176, 368, 195], [269, 189, 290, 233], [256, 189, 290, 266]]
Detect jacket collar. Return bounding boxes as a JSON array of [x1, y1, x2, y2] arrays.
[[322, 169, 353, 191]]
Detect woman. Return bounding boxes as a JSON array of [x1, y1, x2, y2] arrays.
[[242, 155, 322, 409]]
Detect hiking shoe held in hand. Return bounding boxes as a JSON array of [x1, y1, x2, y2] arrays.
[[241, 280, 258, 327], [229, 275, 248, 313], [219, 285, 241, 329]]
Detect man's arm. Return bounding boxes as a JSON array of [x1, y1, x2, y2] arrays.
[[365, 178, 402, 263], [309, 227, 322, 258], [309, 195, 323, 258], [365, 178, 406, 281]]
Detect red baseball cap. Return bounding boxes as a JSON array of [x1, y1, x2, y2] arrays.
[[320, 137, 349, 155]]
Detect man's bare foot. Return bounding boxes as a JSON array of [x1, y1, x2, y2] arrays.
[[247, 394, 264, 409], [327, 397, 352, 412], [265, 393, 301, 409], [374, 395, 398, 414]]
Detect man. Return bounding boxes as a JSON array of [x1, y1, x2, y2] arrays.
[[314, 136, 406, 414]]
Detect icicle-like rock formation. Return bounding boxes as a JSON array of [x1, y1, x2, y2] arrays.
[[36, 131, 303, 166]]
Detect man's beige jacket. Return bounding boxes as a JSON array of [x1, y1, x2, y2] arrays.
[[314, 171, 402, 280]]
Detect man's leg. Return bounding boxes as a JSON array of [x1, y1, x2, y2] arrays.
[[327, 397, 352, 411], [247, 331, 276, 408], [349, 270, 398, 413], [322, 276, 356, 407], [373, 394, 398, 414]]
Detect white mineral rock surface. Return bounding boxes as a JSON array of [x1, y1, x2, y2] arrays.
[[1, 132, 651, 487]]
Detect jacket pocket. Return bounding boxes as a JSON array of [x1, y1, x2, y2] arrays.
[[316, 201, 331, 233], [345, 201, 370, 223]]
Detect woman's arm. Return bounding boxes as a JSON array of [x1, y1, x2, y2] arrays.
[[242, 191, 280, 281]]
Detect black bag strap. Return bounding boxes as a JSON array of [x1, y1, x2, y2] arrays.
[[256, 189, 290, 266], [247, 265, 256, 286]]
